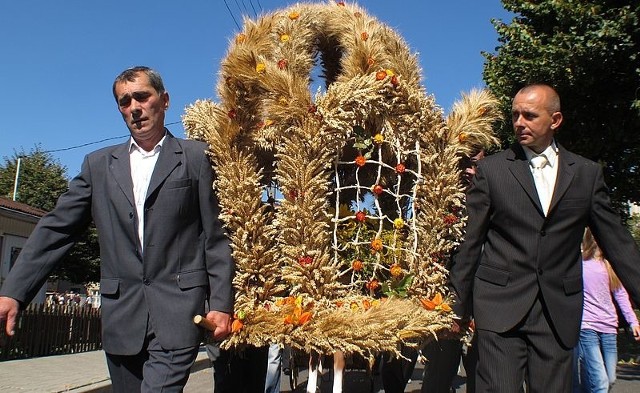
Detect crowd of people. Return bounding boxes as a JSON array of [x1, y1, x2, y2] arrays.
[[1, 67, 639, 393]]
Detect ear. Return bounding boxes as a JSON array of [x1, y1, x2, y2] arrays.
[[550, 111, 563, 130], [162, 91, 170, 110]]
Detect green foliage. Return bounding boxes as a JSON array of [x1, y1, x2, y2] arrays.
[[628, 214, 640, 246], [0, 147, 68, 211], [0, 147, 100, 283], [484, 0, 640, 210]]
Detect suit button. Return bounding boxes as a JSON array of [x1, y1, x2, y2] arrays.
[[129, 212, 134, 219], [143, 278, 151, 286], [537, 268, 543, 275], [540, 230, 546, 236]]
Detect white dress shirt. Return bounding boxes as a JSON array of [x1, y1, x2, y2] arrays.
[[524, 141, 559, 216], [129, 134, 166, 252]]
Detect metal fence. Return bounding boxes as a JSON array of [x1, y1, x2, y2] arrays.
[[0, 303, 101, 361]]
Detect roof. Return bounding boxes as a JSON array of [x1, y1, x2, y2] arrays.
[[0, 196, 48, 217]]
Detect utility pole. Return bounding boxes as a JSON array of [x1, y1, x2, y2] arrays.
[[12, 156, 22, 201]]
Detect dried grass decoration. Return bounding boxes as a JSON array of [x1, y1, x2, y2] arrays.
[[183, 1, 500, 359]]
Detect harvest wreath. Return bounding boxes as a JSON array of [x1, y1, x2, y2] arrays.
[[183, 1, 500, 359]]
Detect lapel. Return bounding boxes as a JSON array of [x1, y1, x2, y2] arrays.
[[146, 132, 183, 203], [109, 142, 135, 207], [506, 143, 576, 217], [548, 144, 576, 213], [507, 144, 544, 214]]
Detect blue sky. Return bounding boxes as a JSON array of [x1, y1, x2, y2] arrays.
[[0, 1, 512, 177]]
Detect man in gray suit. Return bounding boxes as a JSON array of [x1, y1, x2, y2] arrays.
[[449, 84, 640, 392], [0, 66, 234, 392]]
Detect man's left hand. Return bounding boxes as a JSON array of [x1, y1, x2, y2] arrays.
[[205, 310, 232, 341]]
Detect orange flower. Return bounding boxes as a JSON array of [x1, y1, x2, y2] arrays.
[[361, 32, 369, 41], [298, 311, 312, 325], [370, 238, 383, 252], [366, 279, 380, 291], [362, 299, 372, 310], [419, 293, 452, 312], [355, 155, 366, 167], [352, 259, 364, 271], [375, 70, 387, 81], [284, 305, 313, 326], [395, 163, 406, 174], [390, 263, 402, 277], [235, 33, 246, 44], [458, 132, 467, 143], [288, 11, 300, 20], [231, 319, 244, 333], [367, 57, 375, 66]]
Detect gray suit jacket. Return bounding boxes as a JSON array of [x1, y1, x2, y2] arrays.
[[0, 132, 234, 355], [449, 143, 640, 347]]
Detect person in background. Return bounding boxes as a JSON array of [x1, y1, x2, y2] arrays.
[[0, 66, 234, 393], [573, 228, 640, 392], [449, 83, 640, 392]]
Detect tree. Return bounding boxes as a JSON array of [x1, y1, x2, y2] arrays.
[[483, 0, 640, 212], [0, 147, 100, 283]]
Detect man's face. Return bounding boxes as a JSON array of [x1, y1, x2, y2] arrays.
[[114, 73, 169, 147], [511, 87, 562, 154]]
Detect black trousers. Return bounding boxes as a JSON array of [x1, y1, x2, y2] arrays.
[[207, 343, 269, 393]]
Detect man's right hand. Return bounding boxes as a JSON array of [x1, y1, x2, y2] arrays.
[[0, 296, 19, 336]]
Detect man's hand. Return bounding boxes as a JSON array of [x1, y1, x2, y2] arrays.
[[205, 310, 232, 341], [0, 296, 20, 336]]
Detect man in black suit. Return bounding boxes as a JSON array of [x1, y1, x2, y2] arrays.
[[449, 84, 640, 392], [0, 66, 234, 392]]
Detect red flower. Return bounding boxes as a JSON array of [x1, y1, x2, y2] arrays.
[[277, 58, 289, 70], [391, 75, 399, 87], [336, 1, 345, 6], [395, 163, 406, 174], [355, 211, 366, 223], [227, 108, 237, 119], [355, 155, 366, 167], [443, 214, 458, 226], [372, 184, 384, 196], [298, 255, 313, 266]]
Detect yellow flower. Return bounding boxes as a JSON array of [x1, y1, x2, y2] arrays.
[[256, 63, 266, 73], [373, 133, 384, 145], [393, 218, 404, 229], [280, 34, 290, 43], [235, 33, 246, 44], [288, 11, 300, 20], [385, 69, 395, 77], [390, 263, 402, 277]]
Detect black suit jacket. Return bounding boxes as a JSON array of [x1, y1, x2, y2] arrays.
[[449, 143, 640, 347], [0, 132, 234, 355]]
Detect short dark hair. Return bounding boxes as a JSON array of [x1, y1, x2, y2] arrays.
[[112, 66, 165, 100]]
